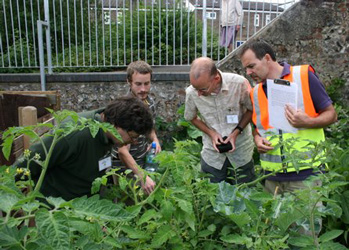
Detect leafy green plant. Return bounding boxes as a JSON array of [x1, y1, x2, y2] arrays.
[[0, 107, 348, 249]]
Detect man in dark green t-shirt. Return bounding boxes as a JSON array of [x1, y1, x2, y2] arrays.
[[17, 96, 153, 201]]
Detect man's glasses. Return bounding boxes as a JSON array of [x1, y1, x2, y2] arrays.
[[126, 130, 139, 144]]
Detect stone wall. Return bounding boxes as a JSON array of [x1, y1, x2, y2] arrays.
[[217, 0, 349, 106], [0, 73, 190, 123]]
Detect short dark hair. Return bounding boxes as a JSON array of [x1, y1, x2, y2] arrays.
[[239, 40, 277, 61], [126, 60, 153, 82], [103, 96, 153, 136], [190, 57, 218, 80]]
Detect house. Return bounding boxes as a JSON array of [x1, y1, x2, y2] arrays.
[[189, 0, 287, 46]]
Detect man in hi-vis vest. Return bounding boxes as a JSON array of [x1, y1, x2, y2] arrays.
[[239, 40, 337, 194]]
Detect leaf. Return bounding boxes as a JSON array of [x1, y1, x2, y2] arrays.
[[35, 209, 71, 249], [288, 236, 314, 247], [121, 225, 150, 240], [275, 210, 304, 233], [150, 225, 174, 248], [0, 225, 27, 248], [185, 213, 196, 231], [249, 191, 273, 201], [207, 224, 216, 232], [138, 209, 158, 225], [340, 190, 349, 224], [2, 135, 14, 161], [220, 234, 253, 248], [46, 197, 70, 209], [0, 192, 20, 213], [321, 202, 342, 218], [88, 121, 101, 138], [227, 212, 251, 229], [103, 236, 122, 248], [160, 200, 175, 221], [198, 230, 213, 238], [176, 198, 195, 217], [243, 198, 259, 220], [319, 230, 343, 243], [319, 241, 348, 250], [69, 220, 103, 241], [72, 195, 137, 222]]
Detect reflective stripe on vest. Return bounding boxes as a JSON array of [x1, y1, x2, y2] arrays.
[[252, 65, 325, 172]]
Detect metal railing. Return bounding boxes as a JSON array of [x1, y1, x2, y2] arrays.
[[0, 0, 296, 71]]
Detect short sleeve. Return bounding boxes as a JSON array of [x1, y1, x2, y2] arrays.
[[240, 79, 253, 111], [184, 87, 198, 121], [308, 70, 332, 112]]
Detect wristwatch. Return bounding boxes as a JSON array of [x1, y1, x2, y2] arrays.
[[233, 125, 243, 134]]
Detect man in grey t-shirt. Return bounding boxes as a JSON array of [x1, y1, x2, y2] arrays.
[[185, 57, 255, 184]]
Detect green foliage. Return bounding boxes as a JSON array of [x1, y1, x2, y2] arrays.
[[156, 104, 202, 151], [0, 106, 349, 249]]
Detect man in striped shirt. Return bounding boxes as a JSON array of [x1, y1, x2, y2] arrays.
[[112, 61, 161, 195]]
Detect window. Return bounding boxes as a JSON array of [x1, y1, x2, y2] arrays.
[[116, 11, 122, 25], [254, 14, 260, 27], [265, 14, 271, 25], [104, 11, 110, 25], [236, 40, 245, 48], [206, 12, 216, 20]]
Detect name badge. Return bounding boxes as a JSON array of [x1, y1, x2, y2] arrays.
[[98, 156, 112, 171], [226, 115, 238, 124]]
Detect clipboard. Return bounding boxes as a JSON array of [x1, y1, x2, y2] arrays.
[[267, 79, 298, 133], [274, 79, 291, 86]]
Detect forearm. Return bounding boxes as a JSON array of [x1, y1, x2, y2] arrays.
[[118, 146, 144, 178], [236, 110, 252, 130], [190, 116, 215, 137], [149, 129, 159, 143], [307, 105, 337, 128]]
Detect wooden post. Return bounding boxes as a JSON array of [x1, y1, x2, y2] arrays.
[[18, 106, 38, 149]]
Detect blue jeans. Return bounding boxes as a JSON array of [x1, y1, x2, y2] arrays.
[[201, 158, 255, 184]]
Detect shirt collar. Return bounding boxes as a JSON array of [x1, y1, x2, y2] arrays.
[[262, 61, 291, 85], [217, 70, 229, 93], [279, 61, 291, 78]]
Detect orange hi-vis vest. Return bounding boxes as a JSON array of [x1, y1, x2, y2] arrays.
[[250, 65, 325, 172]]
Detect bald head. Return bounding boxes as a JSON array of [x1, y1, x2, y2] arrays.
[[190, 57, 218, 80]]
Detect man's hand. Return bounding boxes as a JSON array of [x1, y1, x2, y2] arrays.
[[224, 131, 239, 153], [235, 25, 241, 31], [141, 175, 156, 195], [209, 131, 224, 152], [154, 141, 162, 154], [285, 104, 310, 128], [254, 134, 273, 153]]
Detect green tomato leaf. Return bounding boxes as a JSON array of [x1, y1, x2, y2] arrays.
[[72, 195, 137, 222], [150, 225, 174, 248], [2, 135, 14, 161], [121, 225, 150, 240], [220, 234, 253, 248], [0, 225, 28, 248], [319, 230, 343, 243], [0, 192, 20, 214], [35, 209, 71, 250], [161, 200, 175, 221], [288, 236, 314, 247], [138, 209, 158, 225]]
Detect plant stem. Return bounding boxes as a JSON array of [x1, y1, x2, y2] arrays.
[[34, 134, 60, 192]]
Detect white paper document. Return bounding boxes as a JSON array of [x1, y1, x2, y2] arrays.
[[267, 79, 298, 133]]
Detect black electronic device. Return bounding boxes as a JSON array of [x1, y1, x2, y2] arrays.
[[216, 136, 233, 153]]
